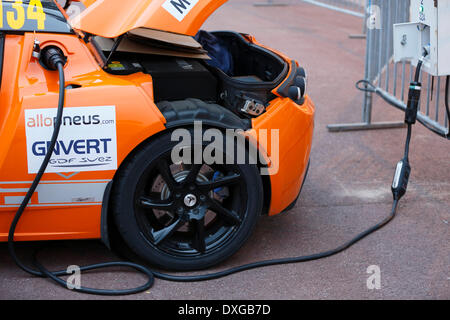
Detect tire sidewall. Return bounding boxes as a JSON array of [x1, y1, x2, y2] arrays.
[[111, 129, 263, 271]]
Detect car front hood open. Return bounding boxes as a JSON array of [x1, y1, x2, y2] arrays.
[[71, 0, 227, 38]]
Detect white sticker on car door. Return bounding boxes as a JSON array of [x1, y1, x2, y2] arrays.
[[162, 0, 199, 22]]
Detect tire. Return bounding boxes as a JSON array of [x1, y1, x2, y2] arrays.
[[111, 128, 263, 271]]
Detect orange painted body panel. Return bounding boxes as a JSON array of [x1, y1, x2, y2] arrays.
[[252, 96, 314, 215], [71, 0, 228, 38], [0, 33, 166, 241], [242, 35, 315, 215]]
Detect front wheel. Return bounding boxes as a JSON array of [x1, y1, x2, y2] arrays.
[[111, 129, 263, 271]]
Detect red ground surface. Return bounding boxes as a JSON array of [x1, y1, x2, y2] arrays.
[[0, 0, 448, 300]]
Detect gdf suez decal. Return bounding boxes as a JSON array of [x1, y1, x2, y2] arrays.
[[25, 106, 117, 174], [162, 0, 199, 22]]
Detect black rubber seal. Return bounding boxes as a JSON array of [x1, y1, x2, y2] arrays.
[[158, 98, 252, 131], [277, 60, 298, 98]]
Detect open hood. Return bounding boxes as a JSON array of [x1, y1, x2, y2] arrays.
[[70, 0, 227, 38]]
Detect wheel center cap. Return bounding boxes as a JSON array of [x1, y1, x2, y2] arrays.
[[184, 194, 197, 207]]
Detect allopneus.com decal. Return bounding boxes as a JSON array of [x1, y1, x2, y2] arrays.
[[25, 106, 118, 174]]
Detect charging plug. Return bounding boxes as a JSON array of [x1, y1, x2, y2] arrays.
[[40, 46, 66, 71], [405, 82, 421, 124], [392, 159, 411, 201]]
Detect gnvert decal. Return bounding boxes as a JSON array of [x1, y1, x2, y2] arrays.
[[162, 0, 199, 22], [25, 106, 117, 174]]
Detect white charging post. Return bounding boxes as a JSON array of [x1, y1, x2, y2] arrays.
[[394, 0, 450, 76]]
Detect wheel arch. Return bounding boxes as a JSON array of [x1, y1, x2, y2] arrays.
[[100, 98, 272, 248]]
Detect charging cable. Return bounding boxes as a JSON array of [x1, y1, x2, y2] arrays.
[[7, 51, 425, 296], [8, 48, 155, 295]]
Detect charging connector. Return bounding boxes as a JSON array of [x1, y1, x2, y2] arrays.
[[40, 46, 67, 71], [392, 53, 428, 202], [405, 53, 428, 125], [391, 159, 411, 201], [405, 82, 422, 125]]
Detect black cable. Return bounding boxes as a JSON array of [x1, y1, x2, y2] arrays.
[[63, 0, 71, 10], [8, 62, 67, 278], [8, 59, 415, 296], [415, 59, 423, 83], [356, 79, 377, 93], [404, 56, 422, 161], [8, 62, 155, 295], [153, 199, 400, 282], [404, 124, 412, 160]]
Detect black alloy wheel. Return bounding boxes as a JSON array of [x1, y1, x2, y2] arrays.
[[111, 128, 263, 271]]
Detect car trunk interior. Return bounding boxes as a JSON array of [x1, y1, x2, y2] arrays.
[[97, 30, 288, 117], [210, 31, 287, 84]]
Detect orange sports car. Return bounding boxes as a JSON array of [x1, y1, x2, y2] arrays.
[[0, 0, 314, 270]]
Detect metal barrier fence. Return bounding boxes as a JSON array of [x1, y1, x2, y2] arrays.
[[255, 0, 365, 17], [327, 0, 450, 138], [301, 0, 366, 17]]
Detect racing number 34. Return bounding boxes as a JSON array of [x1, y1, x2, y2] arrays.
[[0, 0, 46, 30]]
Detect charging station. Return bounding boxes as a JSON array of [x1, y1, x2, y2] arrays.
[[394, 0, 450, 76]]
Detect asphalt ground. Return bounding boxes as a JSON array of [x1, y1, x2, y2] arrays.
[[0, 0, 448, 300]]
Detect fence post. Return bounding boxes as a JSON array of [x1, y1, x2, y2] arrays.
[[327, 0, 406, 132], [302, 0, 365, 17], [349, 1, 369, 39]]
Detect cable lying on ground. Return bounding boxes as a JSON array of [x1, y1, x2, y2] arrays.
[[8, 53, 422, 296]]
